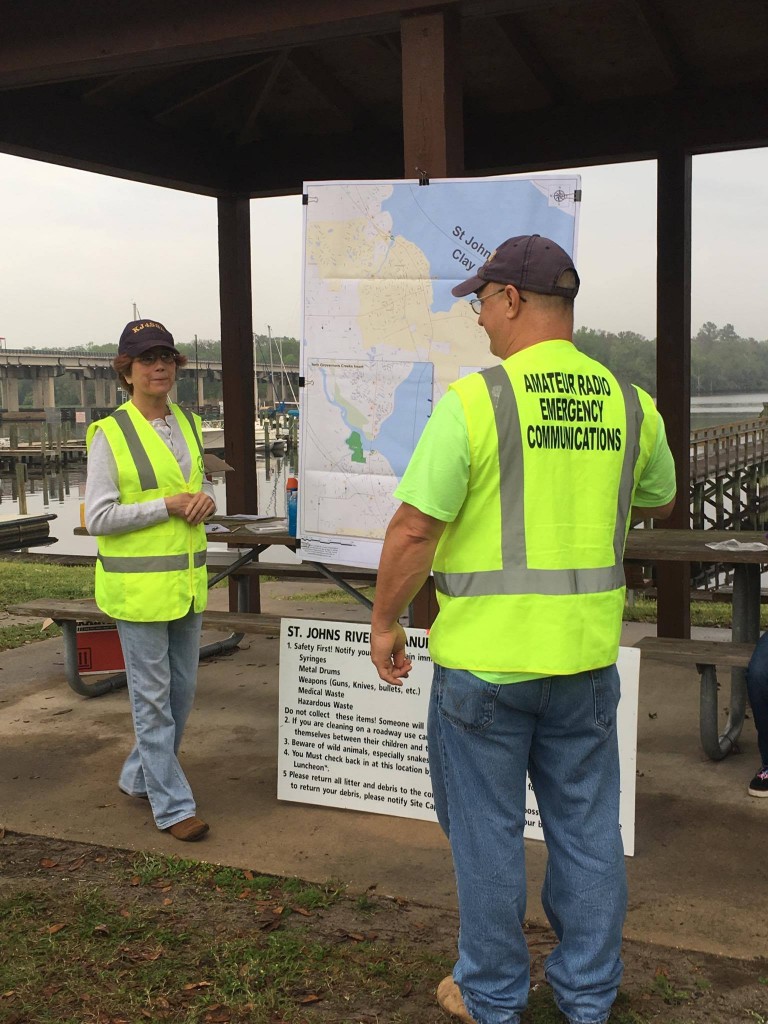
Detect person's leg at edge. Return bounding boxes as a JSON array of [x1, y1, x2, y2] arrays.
[[745, 633, 768, 767], [167, 606, 203, 753], [428, 665, 541, 1024], [529, 665, 627, 1024], [116, 615, 197, 830]]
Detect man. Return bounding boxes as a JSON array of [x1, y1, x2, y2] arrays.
[[370, 235, 676, 1024]]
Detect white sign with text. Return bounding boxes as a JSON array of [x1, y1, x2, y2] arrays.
[[278, 619, 639, 856]]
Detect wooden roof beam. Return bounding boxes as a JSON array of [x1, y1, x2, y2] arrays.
[[237, 50, 292, 145], [492, 13, 570, 105], [81, 73, 136, 101], [626, 0, 690, 88], [465, 80, 768, 171], [0, 88, 233, 195], [367, 32, 401, 60], [233, 124, 404, 194], [154, 57, 272, 120], [289, 49, 364, 128], [0, 0, 463, 89]]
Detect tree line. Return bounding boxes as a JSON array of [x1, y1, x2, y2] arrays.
[[575, 322, 768, 397], [12, 323, 768, 407]]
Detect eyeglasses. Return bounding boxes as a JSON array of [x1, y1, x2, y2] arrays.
[[469, 287, 526, 314], [136, 350, 176, 366]]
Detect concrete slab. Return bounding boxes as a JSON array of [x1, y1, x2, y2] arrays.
[[1, 590, 766, 959]]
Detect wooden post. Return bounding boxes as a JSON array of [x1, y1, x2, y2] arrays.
[[656, 149, 692, 638], [16, 463, 27, 514], [401, 9, 464, 179], [56, 425, 65, 500], [401, 7, 463, 628], [218, 195, 260, 612], [41, 424, 49, 504]]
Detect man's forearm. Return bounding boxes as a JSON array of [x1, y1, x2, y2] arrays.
[[631, 496, 676, 524], [372, 506, 444, 629]]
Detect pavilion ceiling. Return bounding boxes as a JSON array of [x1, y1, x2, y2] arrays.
[[0, 0, 766, 195]]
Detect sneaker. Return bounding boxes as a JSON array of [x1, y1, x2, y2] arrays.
[[748, 767, 768, 798], [436, 976, 476, 1023]]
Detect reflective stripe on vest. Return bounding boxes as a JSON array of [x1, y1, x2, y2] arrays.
[[110, 404, 205, 491], [175, 405, 205, 463], [98, 551, 207, 573], [110, 408, 159, 490], [433, 364, 644, 598]]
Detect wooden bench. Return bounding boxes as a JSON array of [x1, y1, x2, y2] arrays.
[[635, 636, 754, 761], [8, 597, 285, 699]]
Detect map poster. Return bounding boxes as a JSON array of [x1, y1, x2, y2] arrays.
[[299, 175, 581, 568], [277, 619, 639, 857]]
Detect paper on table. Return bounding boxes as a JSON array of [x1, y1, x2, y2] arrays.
[[705, 539, 768, 552], [205, 523, 231, 534]]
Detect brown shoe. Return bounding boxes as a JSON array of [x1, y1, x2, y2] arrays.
[[164, 816, 209, 842], [436, 976, 476, 1023]]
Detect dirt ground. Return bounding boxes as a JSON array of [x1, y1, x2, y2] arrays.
[[1, 830, 767, 1024]]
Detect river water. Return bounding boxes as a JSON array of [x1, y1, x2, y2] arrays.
[[691, 392, 768, 430], [3, 393, 767, 556], [0, 457, 296, 561]]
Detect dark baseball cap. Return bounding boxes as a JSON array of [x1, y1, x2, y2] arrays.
[[451, 234, 580, 299], [118, 319, 178, 357]]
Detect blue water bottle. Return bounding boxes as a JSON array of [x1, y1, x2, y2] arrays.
[[286, 476, 298, 536]]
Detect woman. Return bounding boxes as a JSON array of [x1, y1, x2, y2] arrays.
[[85, 318, 215, 841]]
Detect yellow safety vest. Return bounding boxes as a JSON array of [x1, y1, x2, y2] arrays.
[[429, 340, 659, 675], [85, 401, 208, 622]]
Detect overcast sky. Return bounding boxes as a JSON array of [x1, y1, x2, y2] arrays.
[[0, 147, 766, 350]]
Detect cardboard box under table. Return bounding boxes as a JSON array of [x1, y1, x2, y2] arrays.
[[75, 622, 125, 674]]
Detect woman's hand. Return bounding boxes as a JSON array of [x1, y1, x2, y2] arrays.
[[165, 491, 215, 525]]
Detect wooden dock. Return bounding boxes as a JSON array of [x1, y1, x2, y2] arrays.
[[690, 418, 768, 533]]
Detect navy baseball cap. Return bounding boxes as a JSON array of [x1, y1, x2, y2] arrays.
[[118, 319, 178, 357], [451, 234, 580, 299]]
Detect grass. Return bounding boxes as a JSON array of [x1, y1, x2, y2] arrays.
[[0, 558, 765, 651], [0, 888, 334, 1023], [0, 559, 93, 651], [652, 969, 693, 1005], [0, 559, 94, 607], [285, 585, 376, 604], [4, 829, 768, 1024], [0, 848, 448, 1024], [0, 620, 62, 651], [126, 853, 346, 907], [622, 595, 768, 628]]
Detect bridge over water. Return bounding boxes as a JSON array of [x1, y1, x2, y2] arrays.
[[0, 349, 299, 412]]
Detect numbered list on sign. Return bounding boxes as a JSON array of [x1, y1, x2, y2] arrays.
[[277, 619, 639, 854], [278, 618, 438, 821]]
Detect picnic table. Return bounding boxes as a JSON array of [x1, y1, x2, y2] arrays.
[[11, 517, 375, 697], [625, 528, 768, 758]]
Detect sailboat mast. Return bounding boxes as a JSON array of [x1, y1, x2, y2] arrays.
[[267, 324, 275, 409]]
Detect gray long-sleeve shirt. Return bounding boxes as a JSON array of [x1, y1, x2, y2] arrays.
[[84, 411, 216, 536]]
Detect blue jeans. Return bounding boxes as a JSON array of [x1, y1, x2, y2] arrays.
[[428, 665, 627, 1024], [116, 606, 202, 830], [746, 633, 768, 766]]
